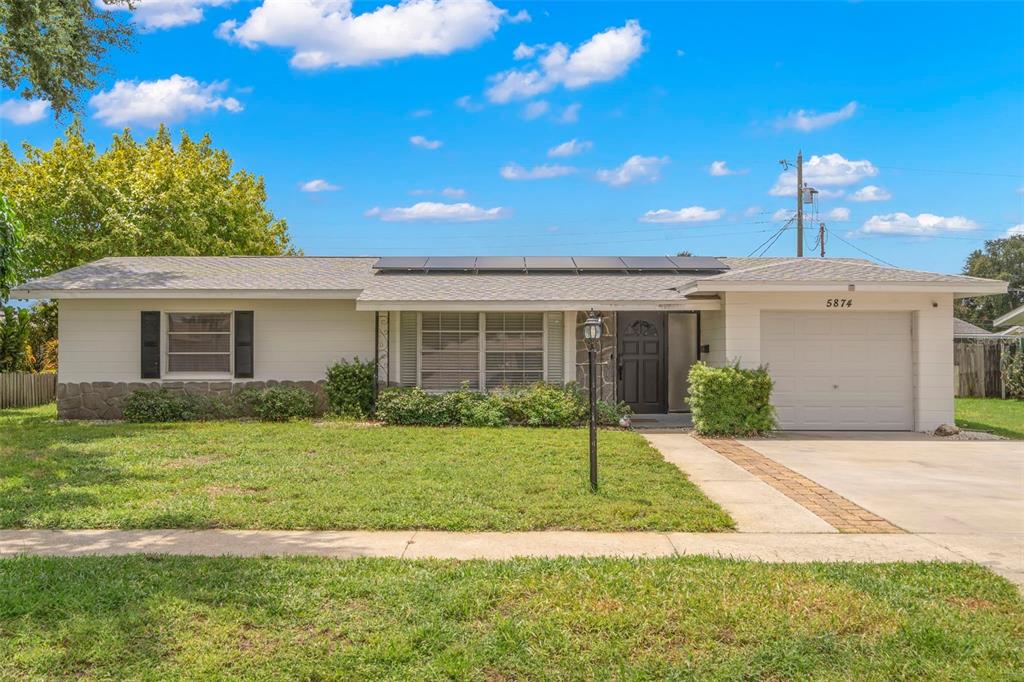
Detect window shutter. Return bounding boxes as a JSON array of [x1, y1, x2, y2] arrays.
[[400, 311, 418, 386], [546, 312, 564, 384], [234, 311, 254, 378], [141, 311, 161, 379]]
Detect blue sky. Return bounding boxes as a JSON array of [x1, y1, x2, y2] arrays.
[[1, 0, 1022, 274]]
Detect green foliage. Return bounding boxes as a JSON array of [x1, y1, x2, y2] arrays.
[[250, 387, 316, 422], [0, 120, 295, 281], [688, 362, 777, 436], [324, 358, 375, 418], [122, 390, 218, 423], [23, 300, 57, 372], [955, 235, 1024, 331], [374, 383, 628, 428], [1002, 344, 1024, 400], [0, 195, 24, 302], [0, 0, 132, 117], [0, 305, 31, 372]]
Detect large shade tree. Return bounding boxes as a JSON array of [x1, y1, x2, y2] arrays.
[[0, 120, 296, 279], [955, 235, 1024, 331], [0, 0, 133, 117]]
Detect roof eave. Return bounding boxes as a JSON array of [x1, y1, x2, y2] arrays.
[[355, 298, 722, 312], [684, 280, 1008, 297], [994, 304, 1024, 328], [8, 288, 364, 300]]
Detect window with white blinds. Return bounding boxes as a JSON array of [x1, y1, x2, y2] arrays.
[[485, 312, 544, 389], [418, 312, 546, 391], [166, 313, 231, 373], [420, 312, 480, 390]]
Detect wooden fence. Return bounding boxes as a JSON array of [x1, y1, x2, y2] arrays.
[[954, 339, 1005, 398], [0, 372, 57, 408]]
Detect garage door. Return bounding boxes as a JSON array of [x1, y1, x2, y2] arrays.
[[761, 311, 913, 430]]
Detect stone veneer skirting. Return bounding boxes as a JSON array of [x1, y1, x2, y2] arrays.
[[56, 380, 328, 420]]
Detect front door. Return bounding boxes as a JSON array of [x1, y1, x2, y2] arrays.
[[617, 312, 666, 413]]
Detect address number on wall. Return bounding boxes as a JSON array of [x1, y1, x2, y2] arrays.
[[825, 298, 853, 308]]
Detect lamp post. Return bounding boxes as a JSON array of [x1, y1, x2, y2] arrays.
[[582, 310, 603, 492]]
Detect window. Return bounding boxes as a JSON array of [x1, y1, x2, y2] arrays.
[[418, 312, 546, 391], [420, 312, 480, 390], [166, 313, 231, 373], [485, 312, 544, 389]]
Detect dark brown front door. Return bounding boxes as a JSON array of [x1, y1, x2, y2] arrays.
[[617, 312, 666, 413]]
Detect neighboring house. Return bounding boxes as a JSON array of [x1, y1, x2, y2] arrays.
[[11, 255, 1007, 431], [954, 318, 994, 338], [994, 304, 1024, 337]]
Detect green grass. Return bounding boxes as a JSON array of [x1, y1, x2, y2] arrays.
[[0, 405, 731, 531], [956, 397, 1024, 439], [0, 555, 1020, 679]]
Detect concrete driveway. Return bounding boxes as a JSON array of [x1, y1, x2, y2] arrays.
[[739, 433, 1024, 585]]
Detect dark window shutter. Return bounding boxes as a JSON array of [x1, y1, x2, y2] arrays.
[[141, 311, 161, 379], [234, 311, 254, 378]]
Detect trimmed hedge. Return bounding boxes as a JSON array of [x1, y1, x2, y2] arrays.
[[325, 358, 375, 418], [122, 386, 317, 423], [374, 382, 631, 427], [687, 362, 776, 436]]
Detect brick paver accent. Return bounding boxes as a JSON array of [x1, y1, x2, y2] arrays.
[[697, 438, 904, 534]]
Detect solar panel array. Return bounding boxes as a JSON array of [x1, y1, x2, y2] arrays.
[[373, 256, 728, 272]]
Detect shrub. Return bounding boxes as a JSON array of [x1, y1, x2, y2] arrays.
[[375, 387, 445, 425], [122, 389, 215, 423], [325, 357, 375, 418], [501, 382, 588, 427], [1002, 344, 1024, 399], [250, 386, 316, 421], [687, 362, 776, 436], [596, 399, 633, 426]]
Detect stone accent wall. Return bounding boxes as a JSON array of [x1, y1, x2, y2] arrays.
[[56, 380, 328, 420], [575, 311, 617, 403]]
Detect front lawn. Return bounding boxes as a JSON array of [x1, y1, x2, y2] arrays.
[[0, 556, 1020, 679], [0, 405, 731, 531], [956, 397, 1024, 439]]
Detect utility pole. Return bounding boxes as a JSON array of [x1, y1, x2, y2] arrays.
[[819, 222, 826, 258], [795, 150, 804, 257]]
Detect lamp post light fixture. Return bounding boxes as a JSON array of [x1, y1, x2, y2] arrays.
[[583, 310, 603, 492]]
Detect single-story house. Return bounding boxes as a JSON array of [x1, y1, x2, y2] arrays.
[[994, 304, 1024, 337], [11, 255, 1007, 431]]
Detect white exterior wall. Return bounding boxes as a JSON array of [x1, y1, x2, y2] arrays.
[[699, 309, 727, 367], [58, 298, 375, 383], [716, 291, 955, 431]]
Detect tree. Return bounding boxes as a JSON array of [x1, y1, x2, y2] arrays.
[[0, 120, 296, 279], [955, 235, 1024, 331], [0, 305, 31, 372], [0, 195, 23, 302], [0, 0, 132, 117]]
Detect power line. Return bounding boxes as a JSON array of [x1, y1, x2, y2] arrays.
[[824, 227, 899, 267]]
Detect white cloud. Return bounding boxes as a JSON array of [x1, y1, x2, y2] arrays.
[[595, 154, 668, 187], [558, 102, 581, 123], [522, 100, 549, 120], [638, 206, 725, 223], [106, 0, 236, 31], [772, 208, 795, 221], [827, 207, 850, 221], [0, 99, 49, 124], [500, 163, 576, 180], [365, 201, 507, 222], [441, 187, 466, 198], [486, 20, 646, 103], [513, 42, 544, 60], [770, 153, 877, 196], [300, 178, 340, 192], [861, 212, 979, 236], [410, 135, 442, 150], [220, 0, 506, 69], [454, 94, 484, 112], [548, 138, 592, 157], [507, 9, 530, 23], [850, 184, 892, 202], [89, 75, 242, 126], [709, 160, 747, 177], [776, 101, 858, 132], [744, 205, 763, 218], [1004, 224, 1024, 237]]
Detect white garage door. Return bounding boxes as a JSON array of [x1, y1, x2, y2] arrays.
[[761, 311, 913, 430]]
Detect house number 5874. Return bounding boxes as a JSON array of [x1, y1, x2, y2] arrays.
[[825, 298, 853, 308]]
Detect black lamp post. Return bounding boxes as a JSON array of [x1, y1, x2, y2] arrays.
[[583, 310, 603, 492]]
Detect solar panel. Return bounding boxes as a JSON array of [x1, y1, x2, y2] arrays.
[[524, 256, 576, 270], [424, 257, 478, 270], [620, 256, 677, 270], [572, 257, 626, 270], [373, 257, 428, 270], [475, 257, 526, 270], [669, 256, 729, 271]]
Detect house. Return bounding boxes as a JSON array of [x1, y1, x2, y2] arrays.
[[954, 318, 995, 338], [11, 255, 1007, 431], [994, 304, 1024, 337]]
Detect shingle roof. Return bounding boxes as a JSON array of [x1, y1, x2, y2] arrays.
[[13, 257, 377, 293], [954, 318, 993, 336], [710, 258, 995, 285]]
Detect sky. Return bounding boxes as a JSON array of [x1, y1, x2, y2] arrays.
[[1, 0, 1022, 274]]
